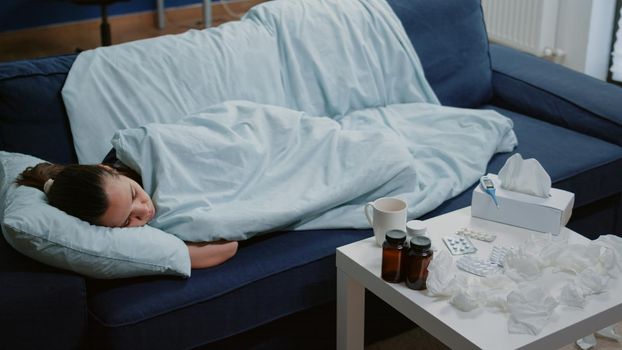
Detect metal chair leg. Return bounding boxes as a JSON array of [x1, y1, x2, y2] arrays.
[[100, 3, 111, 46]]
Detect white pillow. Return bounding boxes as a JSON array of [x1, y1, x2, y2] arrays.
[[0, 151, 191, 279]]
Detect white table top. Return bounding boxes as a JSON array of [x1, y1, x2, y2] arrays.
[[336, 207, 622, 350]]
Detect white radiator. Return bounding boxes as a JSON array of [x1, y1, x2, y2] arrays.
[[481, 0, 563, 60]]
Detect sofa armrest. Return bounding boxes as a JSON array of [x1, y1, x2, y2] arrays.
[[490, 44, 622, 146]]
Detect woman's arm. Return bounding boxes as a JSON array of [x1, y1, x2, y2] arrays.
[[186, 241, 238, 269]]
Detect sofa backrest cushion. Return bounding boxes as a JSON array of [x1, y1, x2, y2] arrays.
[[387, 0, 492, 108], [0, 55, 78, 164]]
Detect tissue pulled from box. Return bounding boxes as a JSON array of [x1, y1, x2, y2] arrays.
[[498, 153, 551, 198]]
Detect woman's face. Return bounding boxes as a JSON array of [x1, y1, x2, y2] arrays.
[[98, 174, 156, 228]]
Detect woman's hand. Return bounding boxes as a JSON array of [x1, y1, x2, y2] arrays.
[[186, 240, 238, 269]]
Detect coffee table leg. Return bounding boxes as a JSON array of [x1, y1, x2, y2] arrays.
[[337, 269, 365, 350]]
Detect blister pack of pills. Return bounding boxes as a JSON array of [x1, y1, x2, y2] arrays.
[[442, 235, 477, 255], [488, 246, 511, 267], [456, 255, 501, 277], [456, 227, 496, 242]]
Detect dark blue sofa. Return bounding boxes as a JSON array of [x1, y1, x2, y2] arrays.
[[1, 0, 621, 349]]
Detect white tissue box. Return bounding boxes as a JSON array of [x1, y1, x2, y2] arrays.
[[471, 175, 574, 234]]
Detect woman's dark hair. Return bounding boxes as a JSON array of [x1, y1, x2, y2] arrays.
[[16, 163, 115, 225]]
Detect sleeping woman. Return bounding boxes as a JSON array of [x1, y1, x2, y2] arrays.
[[15, 157, 238, 269], [13, 100, 517, 272]]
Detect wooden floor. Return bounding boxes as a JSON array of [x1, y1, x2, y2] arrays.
[[0, 0, 266, 62]]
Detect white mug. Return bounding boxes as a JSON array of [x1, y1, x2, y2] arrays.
[[364, 197, 408, 246]]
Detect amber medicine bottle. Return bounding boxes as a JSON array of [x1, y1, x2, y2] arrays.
[[405, 236, 433, 290], [381, 230, 407, 283]]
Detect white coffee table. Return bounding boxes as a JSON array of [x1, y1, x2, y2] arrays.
[[336, 207, 622, 350]]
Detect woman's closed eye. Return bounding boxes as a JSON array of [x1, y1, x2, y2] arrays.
[[122, 187, 137, 227], [100, 174, 155, 228]]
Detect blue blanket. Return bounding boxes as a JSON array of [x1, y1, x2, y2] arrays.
[[62, 0, 438, 163], [62, 0, 517, 241], [113, 101, 516, 241]]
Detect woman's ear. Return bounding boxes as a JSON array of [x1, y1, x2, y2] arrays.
[[96, 164, 118, 174]]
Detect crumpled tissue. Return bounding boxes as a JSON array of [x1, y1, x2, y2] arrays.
[[479, 275, 517, 310], [560, 282, 587, 308], [425, 233, 622, 335], [431, 274, 517, 312], [591, 234, 622, 276], [577, 267, 610, 294], [502, 234, 548, 282], [428, 254, 517, 311], [554, 244, 602, 274], [577, 325, 622, 350], [507, 283, 558, 335], [503, 249, 542, 282], [498, 153, 551, 198], [560, 266, 611, 308], [522, 233, 567, 268], [450, 275, 483, 311], [426, 250, 457, 297]]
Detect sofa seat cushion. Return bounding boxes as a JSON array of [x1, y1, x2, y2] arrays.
[[423, 105, 622, 236], [0, 235, 87, 350], [0, 55, 78, 164], [86, 228, 370, 350]]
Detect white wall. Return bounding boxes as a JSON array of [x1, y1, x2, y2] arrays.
[[555, 0, 616, 80], [585, 0, 616, 79]]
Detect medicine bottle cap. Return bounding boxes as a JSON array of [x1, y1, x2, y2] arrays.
[[385, 230, 406, 244], [409, 236, 431, 251], [406, 220, 427, 236]]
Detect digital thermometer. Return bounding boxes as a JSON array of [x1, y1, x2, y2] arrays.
[[480, 175, 499, 208]]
